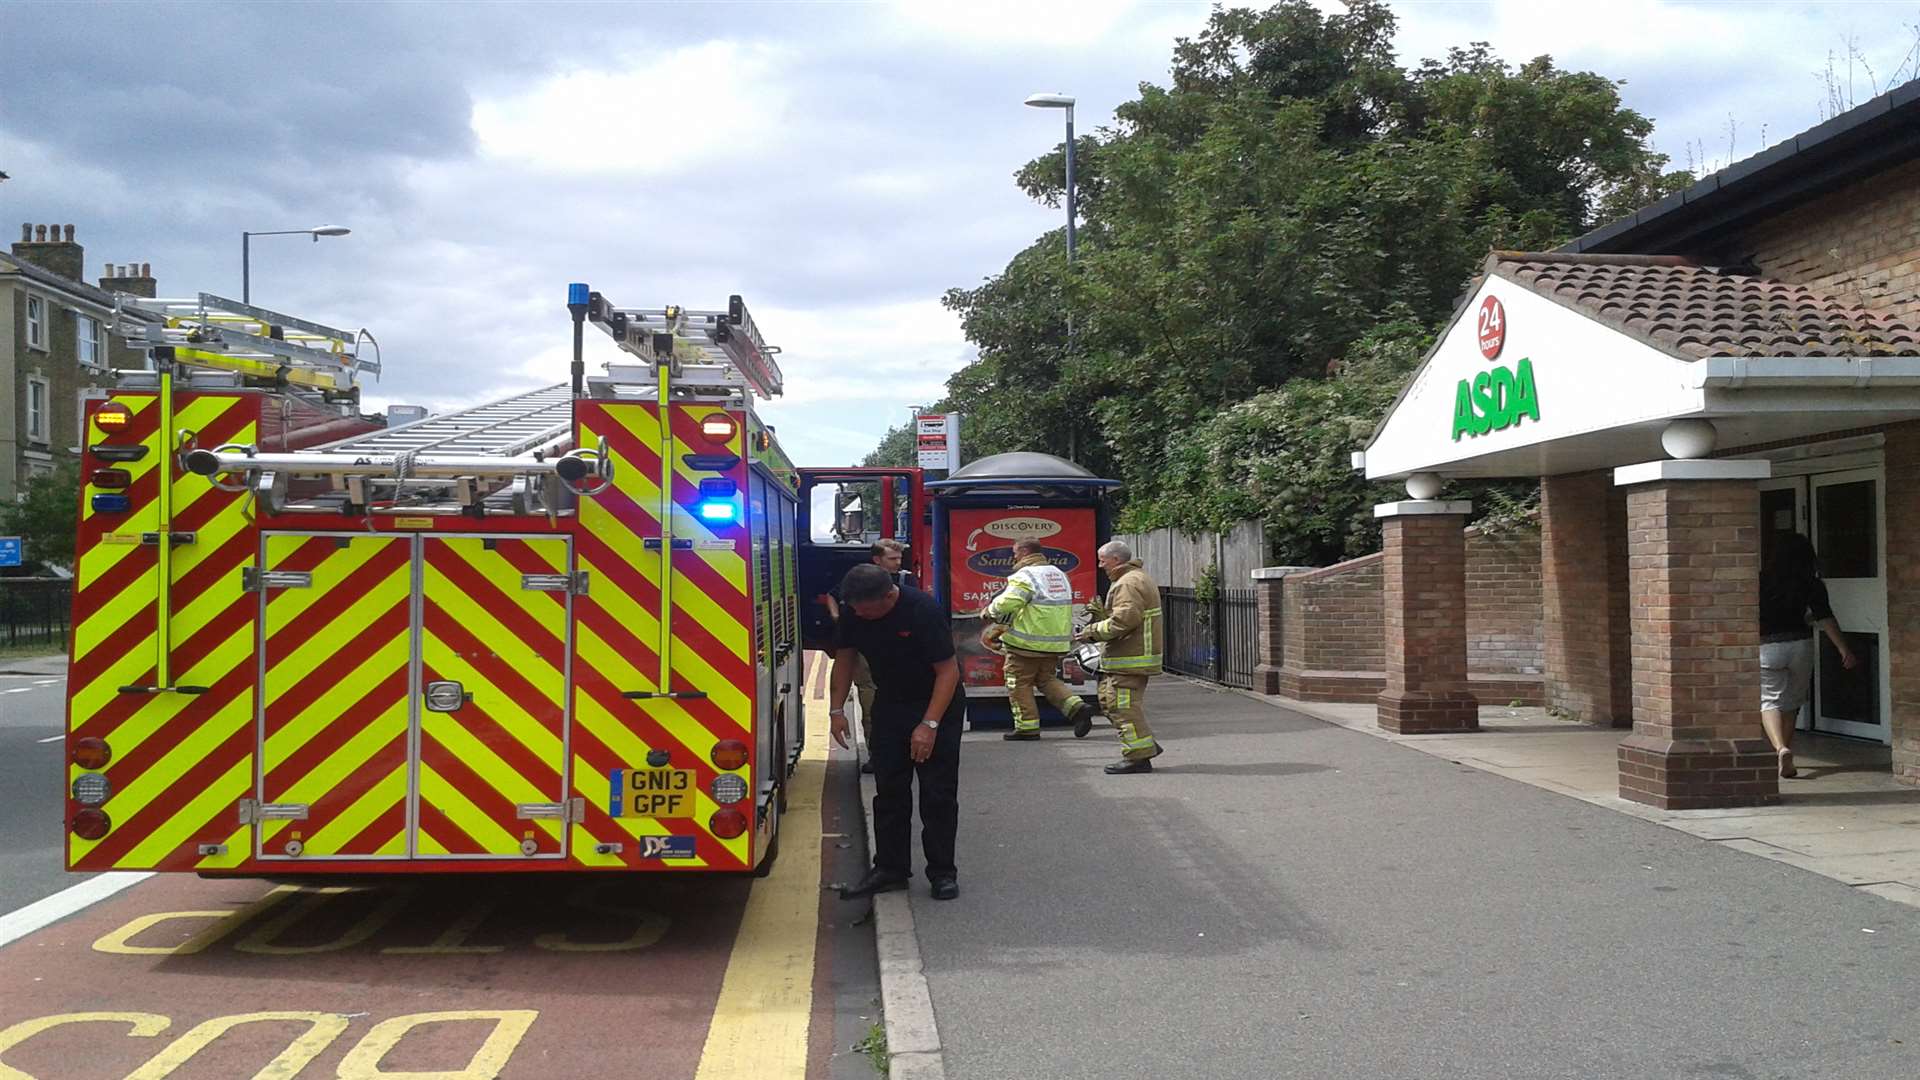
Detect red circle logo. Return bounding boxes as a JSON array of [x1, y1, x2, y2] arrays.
[[1477, 295, 1506, 360]]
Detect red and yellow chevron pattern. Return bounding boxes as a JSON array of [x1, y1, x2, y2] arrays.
[[68, 391, 260, 872], [570, 401, 757, 870], [417, 535, 570, 858], [257, 533, 412, 860]]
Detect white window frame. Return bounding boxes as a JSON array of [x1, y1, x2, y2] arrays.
[[76, 312, 104, 369], [27, 375, 50, 444], [25, 294, 47, 352]]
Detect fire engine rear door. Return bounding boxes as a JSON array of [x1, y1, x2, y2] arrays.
[[413, 535, 573, 859], [255, 533, 415, 860]]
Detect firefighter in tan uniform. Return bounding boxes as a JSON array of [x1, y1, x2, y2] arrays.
[[982, 538, 1095, 741], [1079, 540, 1165, 774]]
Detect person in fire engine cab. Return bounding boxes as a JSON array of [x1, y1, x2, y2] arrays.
[[1076, 540, 1166, 774], [983, 537, 1097, 740], [830, 563, 964, 901]]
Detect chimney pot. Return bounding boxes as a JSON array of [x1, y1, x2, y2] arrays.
[[141, 263, 150, 276], [34, 224, 47, 241], [64, 225, 75, 242], [19, 224, 29, 242]]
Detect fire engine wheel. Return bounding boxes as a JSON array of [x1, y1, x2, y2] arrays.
[[753, 825, 781, 879]]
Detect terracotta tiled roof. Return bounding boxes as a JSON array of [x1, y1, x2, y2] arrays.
[[1486, 251, 1920, 359]]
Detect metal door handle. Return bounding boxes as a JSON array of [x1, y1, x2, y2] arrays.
[[425, 680, 469, 712]]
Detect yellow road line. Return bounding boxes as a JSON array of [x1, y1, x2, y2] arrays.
[[692, 708, 829, 1080]]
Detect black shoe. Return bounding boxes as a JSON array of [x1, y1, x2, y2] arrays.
[[859, 759, 874, 774], [839, 868, 909, 900], [1104, 759, 1153, 775], [1002, 730, 1040, 741], [1072, 710, 1095, 739], [930, 877, 960, 901]]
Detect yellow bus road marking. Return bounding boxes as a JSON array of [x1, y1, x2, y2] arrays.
[[692, 717, 830, 1080]]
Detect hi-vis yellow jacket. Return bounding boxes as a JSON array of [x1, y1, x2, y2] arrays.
[[1085, 560, 1163, 675], [985, 553, 1075, 654]]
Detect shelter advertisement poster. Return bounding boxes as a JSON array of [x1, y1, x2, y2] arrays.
[[947, 507, 1100, 696]]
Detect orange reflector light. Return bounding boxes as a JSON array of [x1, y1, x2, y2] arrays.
[[91, 468, 131, 489], [709, 808, 748, 840], [710, 738, 749, 771], [700, 414, 738, 443], [72, 808, 111, 841], [71, 737, 112, 770], [94, 403, 131, 430]]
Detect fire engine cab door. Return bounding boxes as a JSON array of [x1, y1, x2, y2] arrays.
[[256, 533, 415, 861], [413, 535, 573, 859]]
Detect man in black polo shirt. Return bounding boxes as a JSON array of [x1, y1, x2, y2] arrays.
[[829, 563, 964, 900]]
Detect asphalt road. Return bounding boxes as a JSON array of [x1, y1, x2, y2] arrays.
[[0, 666, 85, 915], [912, 679, 1920, 1080], [0, 654, 883, 1079]]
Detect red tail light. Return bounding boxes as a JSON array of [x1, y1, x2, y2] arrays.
[[91, 468, 132, 489], [709, 808, 748, 839], [710, 739, 749, 771], [70, 737, 112, 770], [72, 809, 111, 840]]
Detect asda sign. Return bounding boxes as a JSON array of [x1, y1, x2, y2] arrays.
[[1451, 296, 1541, 441]]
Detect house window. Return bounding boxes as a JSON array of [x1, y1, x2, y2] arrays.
[[27, 376, 49, 444], [77, 313, 104, 368], [25, 295, 46, 351]]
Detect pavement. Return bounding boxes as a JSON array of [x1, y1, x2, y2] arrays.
[[899, 679, 1920, 1080], [0, 648, 884, 1080]]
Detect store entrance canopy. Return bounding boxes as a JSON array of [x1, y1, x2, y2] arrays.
[[1361, 253, 1920, 481]]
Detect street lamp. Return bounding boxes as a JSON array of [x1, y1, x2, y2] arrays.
[[1024, 93, 1076, 262], [242, 224, 350, 304]]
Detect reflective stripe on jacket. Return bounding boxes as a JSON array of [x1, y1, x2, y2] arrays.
[[1086, 561, 1163, 674], [985, 554, 1074, 654]]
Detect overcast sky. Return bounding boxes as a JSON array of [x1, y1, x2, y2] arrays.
[[4, 1, 1918, 467]]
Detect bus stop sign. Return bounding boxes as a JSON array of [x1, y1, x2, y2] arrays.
[[0, 537, 20, 567]]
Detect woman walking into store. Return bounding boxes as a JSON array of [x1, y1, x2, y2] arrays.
[[1760, 533, 1858, 778]]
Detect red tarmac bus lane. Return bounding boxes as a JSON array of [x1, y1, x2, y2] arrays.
[[0, 869, 755, 1079]]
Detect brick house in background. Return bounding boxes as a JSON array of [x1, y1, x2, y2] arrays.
[[1255, 81, 1920, 800], [1, 223, 159, 501]]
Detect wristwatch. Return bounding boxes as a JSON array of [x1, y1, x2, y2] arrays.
[[920, 718, 940, 730], [829, 708, 846, 718]]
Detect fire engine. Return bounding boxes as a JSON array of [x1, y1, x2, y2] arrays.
[[60, 285, 921, 876]]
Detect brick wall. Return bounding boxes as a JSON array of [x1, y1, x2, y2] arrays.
[[1540, 472, 1633, 726], [1740, 158, 1920, 323], [1884, 423, 1920, 785], [1377, 512, 1478, 732], [1465, 525, 1543, 675], [1283, 554, 1385, 673]]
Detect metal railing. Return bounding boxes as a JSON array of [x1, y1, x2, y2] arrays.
[[1162, 586, 1257, 690], [0, 578, 71, 650]]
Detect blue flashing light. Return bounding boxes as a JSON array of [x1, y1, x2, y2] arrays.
[[91, 493, 131, 513], [697, 499, 738, 523], [568, 282, 590, 306]]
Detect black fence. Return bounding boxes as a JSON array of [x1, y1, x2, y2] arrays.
[[1161, 586, 1257, 689], [0, 578, 71, 650]]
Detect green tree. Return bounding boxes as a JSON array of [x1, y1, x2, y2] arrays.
[[907, 0, 1683, 562], [3, 462, 81, 570]]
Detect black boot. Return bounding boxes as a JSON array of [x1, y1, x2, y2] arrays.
[[1002, 730, 1040, 741], [839, 868, 909, 899], [1104, 758, 1153, 775], [1071, 707, 1096, 739]]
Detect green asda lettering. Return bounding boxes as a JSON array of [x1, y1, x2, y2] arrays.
[[1451, 357, 1541, 441]]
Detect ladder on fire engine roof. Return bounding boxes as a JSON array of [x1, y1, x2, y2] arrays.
[[111, 292, 378, 394], [582, 291, 784, 400], [317, 382, 575, 457]]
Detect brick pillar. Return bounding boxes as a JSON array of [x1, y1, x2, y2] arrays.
[[1884, 423, 1920, 786], [1614, 461, 1778, 809], [1252, 568, 1286, 695], [1541, 471, 1631, 725], [1376, 501, 1478, 733]]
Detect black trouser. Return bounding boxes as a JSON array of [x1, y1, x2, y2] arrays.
[[869, 695, 964, 882]]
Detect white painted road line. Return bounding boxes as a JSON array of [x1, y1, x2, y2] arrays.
[[34, 679, 60, 686], [4, 688, 32, 694], [0, 873, 154, 950], [35, 735, 63, 744]]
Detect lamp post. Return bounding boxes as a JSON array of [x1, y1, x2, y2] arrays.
[[1023, 93, 1076, 261], [242, 224, 350, 304]]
